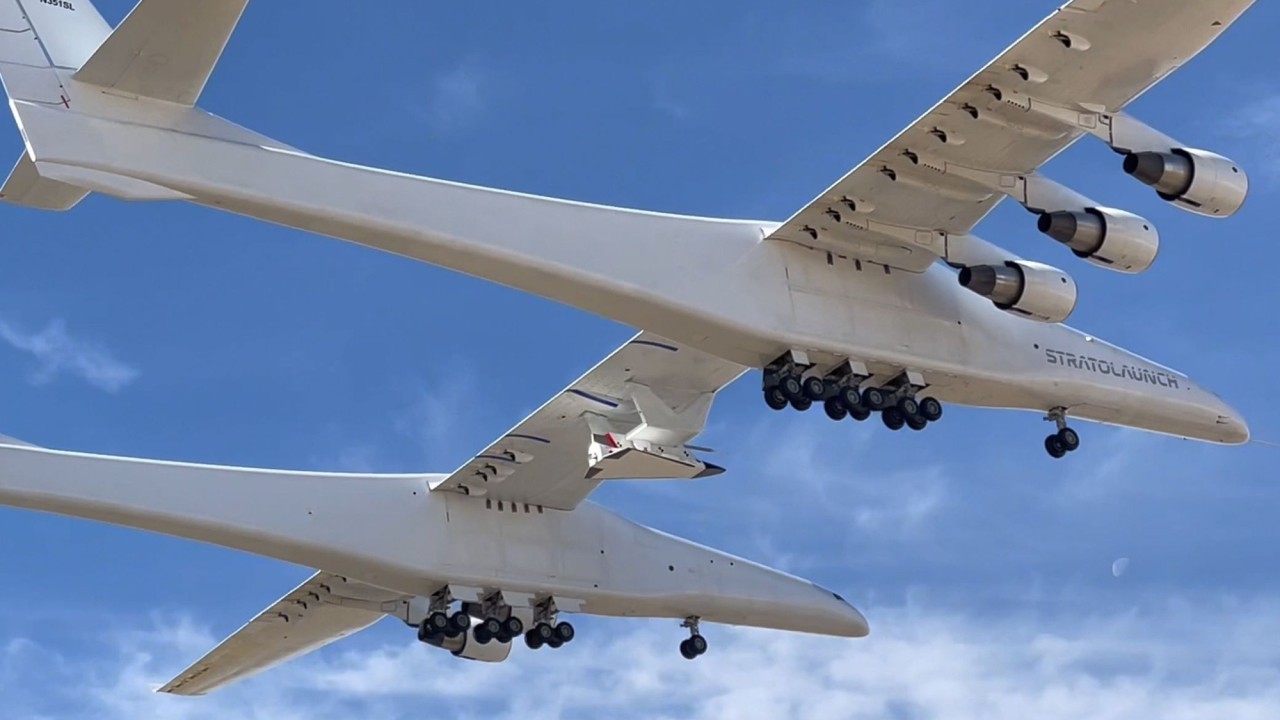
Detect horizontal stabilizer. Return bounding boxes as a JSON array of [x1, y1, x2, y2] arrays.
[[0, 153, 89, 210], [73, 0, 249, 105]]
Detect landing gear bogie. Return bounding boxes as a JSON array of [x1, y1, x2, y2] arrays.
[[679, 617, 708, 660], [1043, 407, 1082, 458]]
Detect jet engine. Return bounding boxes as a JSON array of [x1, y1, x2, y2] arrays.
[[420, 625, 513, 663], [958, 260, 1077, 324], [1124, 148, 1248, 218], [1037, 206, 1158, 274]]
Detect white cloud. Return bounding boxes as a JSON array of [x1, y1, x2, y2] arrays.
[[0, 316, 139, 393], [425, 61, 486, 133], [5, 598, 1280, 719]]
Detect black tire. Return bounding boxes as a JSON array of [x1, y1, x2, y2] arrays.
[[762, 370, 780, 388], [448, 611, 471, 635], [838, 386, 862, 411], [546, 637, 564, 649], [824, 398, 848, 421], [882, 407, 906, 431], [680, 638, 698, 660], [906, 415, 928, 431], [863, 387, 887, 410], [790, 397, 812, 412], [802, 376, 826, 400], [503, 616, 524, 638], [554, 622, 576, 643], [473, 624, 492, 645], [849, 405, 871, 422], [764, 387, 789, 411], [483, 617, 503, 637], [524, 631, 544, 650], [919, 397, 943, 422], [535, 623, 555, 642], [898, 397, 919, 417], [1057, 427, 1080, 452], [780, 375, 804, 402], [1045, 435, 1067, 459], [416, 620, 435, 643], [427, 611, 449, 633], [689, 634, 708, 655]]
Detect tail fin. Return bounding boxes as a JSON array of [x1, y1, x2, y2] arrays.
[[0, 0, 249, 209]]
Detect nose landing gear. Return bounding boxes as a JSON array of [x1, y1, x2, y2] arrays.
[[1044, 407, 1081, 458], [678, 617, 708, 660]]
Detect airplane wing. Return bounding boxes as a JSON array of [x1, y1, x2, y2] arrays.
[[768, 0, 1252, 272], [159, 572, 407, 696], [430, 332, 746, 511]]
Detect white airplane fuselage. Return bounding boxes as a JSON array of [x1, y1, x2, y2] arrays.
[[0, 443, 866, 637], [12, 93, 1248, 445]]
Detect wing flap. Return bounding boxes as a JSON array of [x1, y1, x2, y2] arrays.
[[768, 0, 1254, 268], [159, 572, 404, 696], [73, 0, 249, 105]]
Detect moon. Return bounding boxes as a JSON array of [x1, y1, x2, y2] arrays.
[[1111, 557, 1130, 578]]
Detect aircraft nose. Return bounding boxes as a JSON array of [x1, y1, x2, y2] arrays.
[[1217, 405, 1250, 445], [816, 587, 870, 637]]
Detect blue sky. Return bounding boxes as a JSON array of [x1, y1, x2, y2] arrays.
[[2, 0, 1280, 717]]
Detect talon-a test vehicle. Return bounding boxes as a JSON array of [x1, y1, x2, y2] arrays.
[[0, 333, 867, 695], [0, 1, 1255, 459]]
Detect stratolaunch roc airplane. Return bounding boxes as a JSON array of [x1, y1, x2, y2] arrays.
[[0, 332, 869, 694], [0, 0, 1256, 457]]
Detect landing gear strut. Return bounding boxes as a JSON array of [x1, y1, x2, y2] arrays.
[[524, 598, 576, 651], [1044, 407, 1081, 459], [471, 591, 525, 645], [679, 617, 709, 660], [416, 588, 472, 643]]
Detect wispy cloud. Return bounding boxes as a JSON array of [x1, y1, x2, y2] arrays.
[[1226, 93, 1280, 181], [0, 316, 138, 393], [6, 597, 1280, 718], [423, 60, 487, 133]]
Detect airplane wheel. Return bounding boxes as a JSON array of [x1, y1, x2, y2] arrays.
[[554, 622, 576, 643], [824, 398, 848, 421], [838, 386, 862, 411], [898, 397, 920, 417], [906, 415, 928, 431], [780, 375, 804, 402], [474, 624, 493, 645], [689, 634, 708, 655], [503, 616, 524, 638], [546, 637, 564, 649], [919, 397, 943, 422], [790, 397, 812, 412], [882, 407, 906, 431], [863, 387, 887, 411], [802, 376, 826, 401], [525, 630, 544, 650], [765, 387, 789, 411], [426, 611, 450, 633], [416, 620, 435, 643], [680, 638, 699, 660], [849, 405, 871, 422], [1057, 427, 1080, 452], [1045, 434, 1067, 459], [448, 611, 471, 636]]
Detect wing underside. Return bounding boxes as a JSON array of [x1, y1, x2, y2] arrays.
[[768, 0, 1253, 271], [159, 572, 406, 696]]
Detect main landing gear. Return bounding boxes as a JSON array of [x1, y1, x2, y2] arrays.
[[679, 617, 708, 660], [416, 588, 473, 643], [523, 598, 576, 651], [1043, 407, 1082, 459], [762, 354, 943, 433]]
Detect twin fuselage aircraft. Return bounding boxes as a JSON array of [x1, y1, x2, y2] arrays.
[[0, 0, 1256, 695]]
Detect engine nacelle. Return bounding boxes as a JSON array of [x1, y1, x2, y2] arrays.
[[421, 625, 513, 663], [1124, 148, 1248, 218], [958, 260, 1078, 324], [1037, 206, 1159, 274]]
